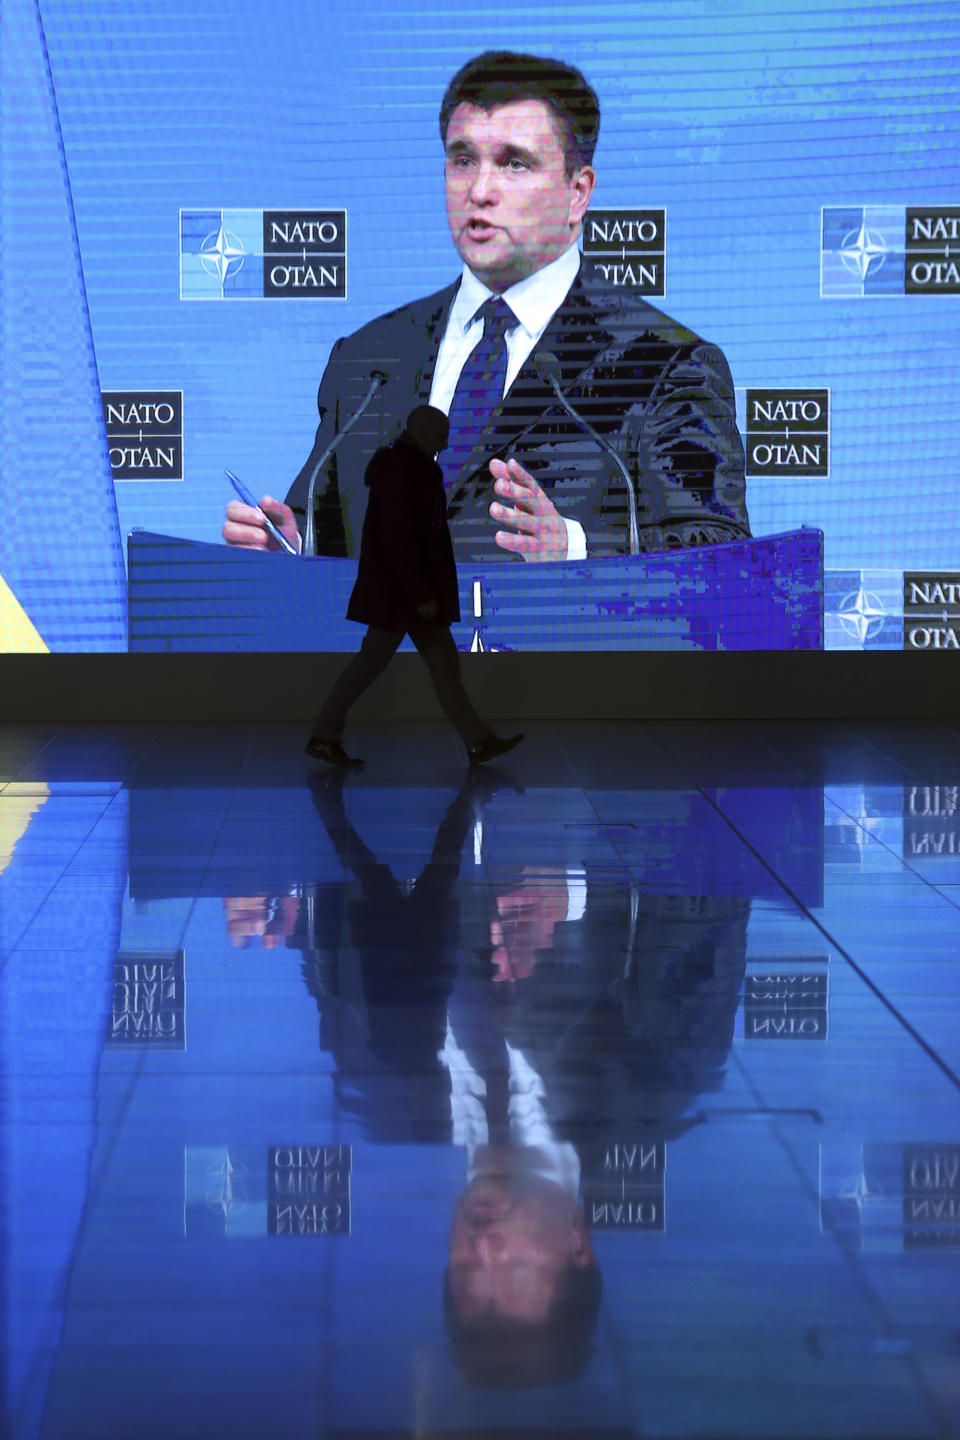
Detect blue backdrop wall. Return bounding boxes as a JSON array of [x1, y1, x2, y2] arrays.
[[2, 0, 957, 651]]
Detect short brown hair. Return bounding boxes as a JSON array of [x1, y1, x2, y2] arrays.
[[439, 51, 600, 178], [442, 1258, 602, 1388]]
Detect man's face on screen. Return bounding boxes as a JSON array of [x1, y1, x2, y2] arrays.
[[444, 99, 595, 291]]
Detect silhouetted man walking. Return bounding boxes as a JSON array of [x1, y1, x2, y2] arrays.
[[305, 405, 523, 767]]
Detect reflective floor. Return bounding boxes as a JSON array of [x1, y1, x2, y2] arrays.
[[2, 719, 960, 1440]]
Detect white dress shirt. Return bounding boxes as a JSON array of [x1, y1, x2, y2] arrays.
[[428, 243, 587, 561], [439, 866, 586, 1183], [440, 1018, 582, 1202]]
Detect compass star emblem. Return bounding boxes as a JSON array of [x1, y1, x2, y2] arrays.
[[837, 1165, 886, 1215], [205, 1150, 249, 1216], [838, 585, 886, 645], [840, 219, 888, 282], [200, 224, 246, 284]]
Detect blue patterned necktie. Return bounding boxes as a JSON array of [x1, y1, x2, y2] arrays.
[[440, 296, 517, 493]]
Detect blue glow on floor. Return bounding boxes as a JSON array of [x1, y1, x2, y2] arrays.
[[2, 720, 959, 1439]]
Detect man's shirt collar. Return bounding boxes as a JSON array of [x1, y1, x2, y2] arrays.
[[451, 242, 582, 339]]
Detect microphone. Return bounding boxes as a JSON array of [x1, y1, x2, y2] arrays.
[[534, 351, 640, 556], [302, 369, 389, 557]]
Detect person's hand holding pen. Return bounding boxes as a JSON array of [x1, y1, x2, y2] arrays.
[[222, 472, 301, 553], [223, 496, 300, 552]]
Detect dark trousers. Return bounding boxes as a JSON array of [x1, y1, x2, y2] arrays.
[[313, 622, 490, 747]]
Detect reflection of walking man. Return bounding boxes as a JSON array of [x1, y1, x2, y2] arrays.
[[225, 779, 751, 1387], [301, 773, 601, 1386], [305, 405, 523, 767]]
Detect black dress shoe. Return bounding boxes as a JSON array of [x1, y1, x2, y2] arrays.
[[467, 733, 525, 766], [304, 737, 365, 767]]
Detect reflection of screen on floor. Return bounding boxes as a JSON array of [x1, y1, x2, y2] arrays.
[[4, 0, 956, 653]]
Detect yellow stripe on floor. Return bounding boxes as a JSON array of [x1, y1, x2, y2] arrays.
[[0, 572, 48, 653]]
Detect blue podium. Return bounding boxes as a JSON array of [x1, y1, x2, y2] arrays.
[[127, 528, 823, 652]]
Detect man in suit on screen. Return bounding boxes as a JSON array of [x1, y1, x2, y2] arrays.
[[223, 50, 750, 565]]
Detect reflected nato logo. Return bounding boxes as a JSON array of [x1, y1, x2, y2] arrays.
[[106, 950, 185, 1048], [904, 785, 960, 861], [821, 1143, 960, 1252], [821, 205, 960, 296], [180, 209, 347, 299], [183, 1144, 351, 1238]]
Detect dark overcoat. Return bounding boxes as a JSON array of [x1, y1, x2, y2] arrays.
[[345, 435, 461, 631]]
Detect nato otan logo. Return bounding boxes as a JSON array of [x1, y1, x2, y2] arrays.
[[742, 389, 829, 477], [180, 209, 347, 299], [903, 573, 960, 651], [821, 206, 960, 297], [102, 392, 182, 480], [582, 209, 665, 294], [836, 581, 887, 647]]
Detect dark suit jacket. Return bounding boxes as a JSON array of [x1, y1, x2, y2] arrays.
[[296, 779, 472, 1142], [295, 868, 749, 1146], [346, 436, 460, 630], [496, 891, 750, 1144], [285, 262, 750, 565]]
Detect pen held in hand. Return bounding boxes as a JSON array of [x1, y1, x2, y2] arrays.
[[225, 469, 298, 555]]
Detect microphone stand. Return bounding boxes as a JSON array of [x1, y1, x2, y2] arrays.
[[302, 370, 387, 557], [534, 352, 640, 557]]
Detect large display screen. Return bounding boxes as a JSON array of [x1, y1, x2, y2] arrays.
[[1, 0, 956, 654]]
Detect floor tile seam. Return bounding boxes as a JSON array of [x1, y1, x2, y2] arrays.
[[729, 727, 815, 783], [163, 732, 262, 955], [12, 1308, 86, 1440], [821, 791, 960, 907], [766, 1120, 895, 1323], [727, 1041, 770, 1113], [727, 993, 958, 1421], [705, 790, 960, 1096], [75, 1074, 149, 1206], [644, 731, 960, 1096], [760, 1107, 959, 1430], [544, 724, 625, 786], [760, 721, 911, 786], [835, 726, 922, 781], [91, 1069, 338, 1080], [9, 725, 161, 789], [3, 790, 127, 957], [846, 719, 960, 781], [29, 1051, 147, 1440], [5, 725, 66, 784], [645, 722, 813, 785], [121, 726, 191, 786]]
